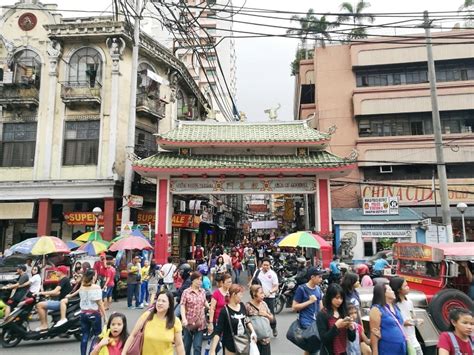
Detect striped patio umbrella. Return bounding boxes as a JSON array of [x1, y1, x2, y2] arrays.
[[77, 240, 109, 256], [9, 236, 70, 255], [278, 231, 321, 249], [75, 231, 103, 242], [108, 236, 152, 251], [66, 240, 83, 250]]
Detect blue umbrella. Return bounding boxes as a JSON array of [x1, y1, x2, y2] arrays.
[[66, 240, 83, 250]]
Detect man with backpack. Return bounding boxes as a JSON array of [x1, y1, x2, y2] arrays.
[[250, 257, 279, 337]]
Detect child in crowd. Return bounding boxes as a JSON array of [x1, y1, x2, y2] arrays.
[[346, 304, 371, 355], [437, 308, 473, 355], [90, 312, 128, 355]]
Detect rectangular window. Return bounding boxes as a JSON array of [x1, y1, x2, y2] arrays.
[[411, 121, 424, 135], [63, 121, 100, 165], [1, 122, 37, 167], [135, 128, 157, 158], [364, 241, 374, 257], [300, 84, 315, 104], [205, 69, 217, 78]]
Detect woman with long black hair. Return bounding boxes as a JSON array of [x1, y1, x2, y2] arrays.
[[341, 272, 362, 322], [316, 283, 356, 355]]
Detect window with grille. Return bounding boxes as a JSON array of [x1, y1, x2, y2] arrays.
[[135, 128, 157, 158], [63, 121, 100, 165], [11, 49, 41, 87], [68, 48, 102, 87], [1, 122, 37, 167]]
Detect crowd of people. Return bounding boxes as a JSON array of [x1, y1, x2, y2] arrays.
[[0, 241, 473, 355]]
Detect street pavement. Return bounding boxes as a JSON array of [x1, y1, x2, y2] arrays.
[[1, 294, 304, 355]]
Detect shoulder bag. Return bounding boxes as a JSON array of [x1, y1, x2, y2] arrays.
[[225, 304, 251, 355], [247, 302, 272, 340], [286, 285, 321, 353], [126, 312, 152, 355]]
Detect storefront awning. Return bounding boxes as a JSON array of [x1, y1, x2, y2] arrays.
[[0, 202, 34, 219]]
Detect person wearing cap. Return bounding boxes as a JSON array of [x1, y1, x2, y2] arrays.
[[126, 255, 142, 309], [1, 264, 30, 317], [36, 265, 72, 331], [292, 267, 324, 355]]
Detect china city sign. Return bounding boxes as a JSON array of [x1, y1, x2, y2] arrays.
[[170, 177, 317, 194], [363, 197, 399, 215]]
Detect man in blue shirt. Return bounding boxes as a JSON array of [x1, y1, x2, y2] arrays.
[[292, 267, 324, 329], [329, 255, 341, 283], [373, 253, 390, 277]]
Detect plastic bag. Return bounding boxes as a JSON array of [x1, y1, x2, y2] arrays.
[[249, 341, 260, 355]]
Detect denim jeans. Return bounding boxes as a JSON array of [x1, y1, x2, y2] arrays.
[[264, 297, 277, 330], [183, 328, 203, 355], [140, 280, 149, 304], [127, 283, 140, 307], [233, 268, 241, 284], [80, 312, 102, 355]]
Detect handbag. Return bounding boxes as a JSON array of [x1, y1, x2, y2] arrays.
[[286, 319, 320, 353], [225, 305, 251, 355], [286, 285, 321, 353], [247, 303, 272, 340], [126, 312, 151, 355]]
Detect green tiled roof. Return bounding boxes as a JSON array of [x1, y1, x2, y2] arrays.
[[134, 151, 351, 170], [158, 121, 330, 144]]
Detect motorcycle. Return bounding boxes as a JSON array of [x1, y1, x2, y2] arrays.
[[274, 275, 298, 314], [0, 295, 82, 348]]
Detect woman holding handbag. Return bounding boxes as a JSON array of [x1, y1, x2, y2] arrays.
[[246, 285, 273, 355], [122, 290, 185, 355], [209, 284, 257, 355], [180, 271, 209, 355]]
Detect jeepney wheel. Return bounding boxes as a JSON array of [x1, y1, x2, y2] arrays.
[[428, 289, 473, 332]]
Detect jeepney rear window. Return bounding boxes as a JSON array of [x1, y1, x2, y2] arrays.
[[399, 260, 441, 278]]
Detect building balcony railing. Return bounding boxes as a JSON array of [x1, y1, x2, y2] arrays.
[[0, 83, 39, 109], [60, 81, 102, 107], [136, 93, 166, 119]]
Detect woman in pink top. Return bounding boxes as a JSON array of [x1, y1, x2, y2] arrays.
[[208, 273, 232, 334]]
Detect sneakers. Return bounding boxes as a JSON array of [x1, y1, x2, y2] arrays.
[[54, 319, 67, 327], [137, 304, 144, 309], [128, 306, 136, 310], [272, 328, 278, 337]]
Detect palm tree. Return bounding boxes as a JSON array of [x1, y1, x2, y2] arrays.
[[337, 0, 375, 41], [460, 0, 474, 25], [287, 8, 318, 59]]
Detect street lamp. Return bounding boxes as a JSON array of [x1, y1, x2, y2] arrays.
[[456, 202, 468, 242], [92, 207, 103, 236]]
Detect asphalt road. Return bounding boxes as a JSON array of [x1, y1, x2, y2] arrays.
[[1, 295, 304, 355]]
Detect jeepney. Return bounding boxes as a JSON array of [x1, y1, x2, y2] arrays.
[[359, 242, 473, 352]]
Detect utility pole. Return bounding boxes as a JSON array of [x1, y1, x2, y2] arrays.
[[122, 0, 142, 226], [423, 11, 453, 243]]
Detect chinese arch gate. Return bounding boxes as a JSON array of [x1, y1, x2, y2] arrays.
[[133, 120, 355, 263]]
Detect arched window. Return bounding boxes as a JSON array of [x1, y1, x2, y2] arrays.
[[12, 49, 41, 87], [68, 47, 102, 87], [177, 90, 186, 118]]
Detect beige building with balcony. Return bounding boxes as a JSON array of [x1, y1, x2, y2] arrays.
[[294, 29, 474, 249], [0, 0, 207, 249]]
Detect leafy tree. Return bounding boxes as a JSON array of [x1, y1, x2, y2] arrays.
[[460, 0, 474, 25], [337, 0, 375, 41], [290, 47, 313, 76]]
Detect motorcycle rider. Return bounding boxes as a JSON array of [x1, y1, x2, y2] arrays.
[[292, 267, 324, 355], [1, 264, 30, 318], [329, 255, 341, 284], [36, 265, 72, 331]]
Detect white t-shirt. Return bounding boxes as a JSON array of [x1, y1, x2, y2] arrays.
[[79, 286, 102, 311], [29, 274, 41, 294], [257, 269, 279, 298], [397, 299, 421, 348], [161, 263, 177, 283]]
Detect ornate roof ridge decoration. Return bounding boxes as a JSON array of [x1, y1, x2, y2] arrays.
[[133, 151, 356, 172], [157, 119, 331, 145], [45, 19, 207, 109]]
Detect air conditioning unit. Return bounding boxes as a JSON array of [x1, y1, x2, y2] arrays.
[[380, 165, 393, 174]]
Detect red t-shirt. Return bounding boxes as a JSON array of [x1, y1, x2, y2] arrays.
[[105, 267, 116, 287], [327, 315, 348, 355], [212, 289, 227, 323], [94, 260, 107, 277], [437, 332, 474, 355]]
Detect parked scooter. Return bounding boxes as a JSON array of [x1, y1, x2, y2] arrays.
[[0, 295, 82, 348], [274, 275, 298, 314]]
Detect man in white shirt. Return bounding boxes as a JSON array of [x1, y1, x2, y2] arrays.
[[256, 257, 279, 337], [160, 256, 177, 291]]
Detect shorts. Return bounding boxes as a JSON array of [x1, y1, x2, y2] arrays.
[[46, 300, 61, 311], [103, 286, 113, 298]]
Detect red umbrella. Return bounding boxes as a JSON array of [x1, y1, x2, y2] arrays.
[[108, 236, 152, 251]]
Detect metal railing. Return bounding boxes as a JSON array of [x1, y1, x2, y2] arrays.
[[136, 93, 166, 118], [60, 81, 102, 102], [0, 83, 40, 105]]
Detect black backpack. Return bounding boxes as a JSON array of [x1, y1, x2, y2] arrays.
[[251, 269, 262, 286]]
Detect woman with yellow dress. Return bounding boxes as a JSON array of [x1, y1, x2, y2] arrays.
[[122, 290, 185, 355]]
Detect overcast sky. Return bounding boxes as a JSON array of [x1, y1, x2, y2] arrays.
[[2, 0, 467, 121]]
